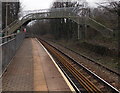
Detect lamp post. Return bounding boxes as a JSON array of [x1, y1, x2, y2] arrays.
[[5, 3, 10, 28]]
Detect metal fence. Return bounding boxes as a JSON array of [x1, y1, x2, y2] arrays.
[[0, 32, 25, 75]]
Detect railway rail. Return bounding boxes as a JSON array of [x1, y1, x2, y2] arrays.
[[44, 38, 120, 76], [38, 38, 120, 93]]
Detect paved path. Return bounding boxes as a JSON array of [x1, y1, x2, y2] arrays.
[[2, 38, 71, 91]]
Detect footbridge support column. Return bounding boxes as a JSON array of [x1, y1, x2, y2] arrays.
[[77, 17, 85, 40]]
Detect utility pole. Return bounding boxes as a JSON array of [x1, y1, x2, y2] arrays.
[[78, 17, 80, 39], [5, 3, 10, 36], [5, 3, 10, 28], [84, 1, 87, 39], [84, 13, 87, 39]]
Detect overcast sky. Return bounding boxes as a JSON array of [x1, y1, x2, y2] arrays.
[[20, 0, 101, 11]]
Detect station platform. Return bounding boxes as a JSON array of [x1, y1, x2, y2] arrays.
[[2, 38, 73, 91]]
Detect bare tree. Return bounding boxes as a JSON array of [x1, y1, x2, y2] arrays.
[[97, 0, 120, 56]]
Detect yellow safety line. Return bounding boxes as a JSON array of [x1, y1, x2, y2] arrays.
[[35, 38, 76, 93]]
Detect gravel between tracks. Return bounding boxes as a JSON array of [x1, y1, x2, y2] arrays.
[[43, 38, 120, 91]]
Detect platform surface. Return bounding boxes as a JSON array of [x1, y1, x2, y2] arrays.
[[2, 38, 71, 91]]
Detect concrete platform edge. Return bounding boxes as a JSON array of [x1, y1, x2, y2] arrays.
[[35, 38, 75, 92]]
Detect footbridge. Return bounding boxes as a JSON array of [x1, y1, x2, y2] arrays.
[[1, 7, 113, 37]]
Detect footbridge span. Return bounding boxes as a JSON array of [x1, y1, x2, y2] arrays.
[[2, 7, 113, 37]]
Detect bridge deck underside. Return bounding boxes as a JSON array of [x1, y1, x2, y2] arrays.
[[2, 38, 70, 91]]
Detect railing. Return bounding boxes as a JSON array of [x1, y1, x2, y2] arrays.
[[87, 17, 113, 37], [1, 7, 114, 38], [2, 20, 18, 34], [26, 8, 113, 37], [0, 32, 25, 75], [71, 9, 114, 37]]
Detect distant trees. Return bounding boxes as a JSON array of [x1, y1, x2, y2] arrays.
[[27, 20, 51, 36], [28, 0, 92, 40], [96, 0, 120, 56], [90, 7, 118, 30], [28, 0, 119, 44], [25, 1, 79, 40], [49, 0, 78, 40], [95, 0, 119, 29], [2, 1, 20, 29]]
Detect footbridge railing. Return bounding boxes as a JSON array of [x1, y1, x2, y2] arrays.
[[1, 7, 114, 38]]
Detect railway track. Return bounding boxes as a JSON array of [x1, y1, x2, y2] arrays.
[[38, 38, 120, 93], [44, 38, 120, 76]]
